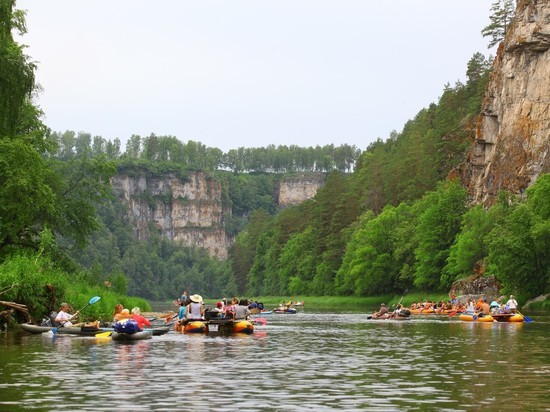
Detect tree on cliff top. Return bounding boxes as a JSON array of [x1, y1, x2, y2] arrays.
[[482, 0, 516, 49]]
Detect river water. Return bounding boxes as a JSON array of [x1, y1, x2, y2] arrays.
[[0, 309, 548, 411]]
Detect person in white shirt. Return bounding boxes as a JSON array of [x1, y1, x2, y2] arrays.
[[506, 295, 518, 313], [54, 303, 79, 327]]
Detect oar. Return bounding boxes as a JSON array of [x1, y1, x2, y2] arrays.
[[517, 310, 533, 323], [46, 296, 101, 336], [252, 317, 267, 326], [95, 331, 112, 338]]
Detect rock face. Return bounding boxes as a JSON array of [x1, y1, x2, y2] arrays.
[[277, 173, 326, 207], [111, 171, 326, 259], [460, 0, 550, 205], [450, 274, 503, 304], [111, 171, 231, 260]]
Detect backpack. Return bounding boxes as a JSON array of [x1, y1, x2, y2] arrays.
[[49, 311, 61, 327], [113, 319, 140, 334]]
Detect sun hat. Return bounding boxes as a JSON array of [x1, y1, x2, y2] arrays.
[[216, 301, 223, 308], [190, 294, 203, 303]]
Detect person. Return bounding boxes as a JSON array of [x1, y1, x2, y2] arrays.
[[450, 292, 457, 306], [178, 300, 187, 321], [506, 295, 518, 313], [180, 291, 188, 305], [371, 303, 389, 319], [185, 294, 205, 320], [479, 299, 490, 316], [114, 307, 131, 322], [130, 307, 152, 330], [54, 303, 82, 327], [234, 299, 251, 320], [224, 297, 239, 318], [490, 298, 501, 315], [389, 303, 407, 318], [465, 299, 475, 314]]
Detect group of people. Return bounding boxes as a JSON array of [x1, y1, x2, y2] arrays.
[[112, 304, 151, 330], [176, 292, 253, 325], [371, 303, 410, 319], [370, 294, 520, 319]]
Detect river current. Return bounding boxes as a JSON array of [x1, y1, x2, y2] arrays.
[[0, 309, 548, 411]]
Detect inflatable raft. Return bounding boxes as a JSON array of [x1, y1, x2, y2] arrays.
[[111, 329, 153, 341], [459, 314, 495, 322]]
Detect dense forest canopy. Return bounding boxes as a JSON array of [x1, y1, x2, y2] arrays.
[[1, 0, 548, 309], [49, 130, 361, 174]]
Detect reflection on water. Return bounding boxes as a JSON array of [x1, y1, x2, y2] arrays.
[[0, 312, 549, 411]]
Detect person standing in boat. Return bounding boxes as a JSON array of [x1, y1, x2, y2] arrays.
[[185, 294, 205, 320], [130, 307, 152, 330], [506, 295, 518, 313]]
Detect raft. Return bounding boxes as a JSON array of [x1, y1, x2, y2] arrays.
[[111, 329, 153, 341], [491, 313, 524, 322], [459, 314, 495, 322], [173, 319, 209, 333]]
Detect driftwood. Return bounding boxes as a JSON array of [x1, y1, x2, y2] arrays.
[[0, 300, 31, 322]]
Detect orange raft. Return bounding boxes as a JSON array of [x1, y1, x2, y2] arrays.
[[174, 320, 209, 333]]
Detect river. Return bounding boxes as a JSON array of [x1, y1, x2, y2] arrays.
[[0, 309, 548, 411]]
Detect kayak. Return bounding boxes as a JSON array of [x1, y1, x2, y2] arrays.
[[459, 314, 495, 322], [273, 307, 297, 314], [20, 323, 170, 336], [111, 329, 153, 341]]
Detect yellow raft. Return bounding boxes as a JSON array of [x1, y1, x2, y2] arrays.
[[459, 314, 495, 322]]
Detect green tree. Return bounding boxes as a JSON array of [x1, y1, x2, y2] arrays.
[[482, 0, 515, 48], [414, 180, 468, 290]]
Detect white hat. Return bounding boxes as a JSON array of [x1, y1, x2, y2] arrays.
[[190, 294, 203, 303]]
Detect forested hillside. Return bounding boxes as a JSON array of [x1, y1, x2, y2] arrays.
[[1, 0, 548, 309]]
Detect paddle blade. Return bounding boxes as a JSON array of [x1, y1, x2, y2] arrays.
[[89, 296, 101, 305], [96, 331, 112, 338], [523, 315, 533, 323], [253, 317, 267, 326], [449, 311, 457, 317]]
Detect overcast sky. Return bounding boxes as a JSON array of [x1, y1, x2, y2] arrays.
[[16, 0, 496, 153]]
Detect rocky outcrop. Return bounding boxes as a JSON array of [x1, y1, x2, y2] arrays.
[[111, 171, 231, 259], [460, 0, 550, 205], [277, 173, 326, 207], [450, 274, 502, 304]]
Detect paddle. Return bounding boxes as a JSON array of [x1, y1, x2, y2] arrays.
[[517, 310, 533, 323], [46, 296, 101, 336], [252, 317, 267, 326], [95, 331, 112, 338]]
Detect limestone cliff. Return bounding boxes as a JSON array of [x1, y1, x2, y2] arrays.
[[111, 171, 231, 260], [277, 173, 326, 207], [111, 171, 325, 259], [459, 0, 550, 205]]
